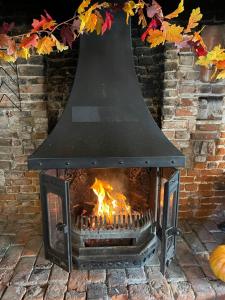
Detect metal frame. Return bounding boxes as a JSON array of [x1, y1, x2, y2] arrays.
[[40, 172, 72, 272], [158, 169, 180, 275]]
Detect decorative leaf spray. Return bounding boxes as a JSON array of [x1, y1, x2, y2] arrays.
[[0, 0, 225, 80]]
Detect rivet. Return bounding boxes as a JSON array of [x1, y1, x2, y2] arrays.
[[171, 160, 175, 164], [65, 162, 70, 166], [92, 161, 97, 165], [119, 161, 124, 164]]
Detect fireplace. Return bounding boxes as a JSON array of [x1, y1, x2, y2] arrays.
[[28, 11, 185, 273]]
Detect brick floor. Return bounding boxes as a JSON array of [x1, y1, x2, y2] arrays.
[[0, 218, 225, 299]]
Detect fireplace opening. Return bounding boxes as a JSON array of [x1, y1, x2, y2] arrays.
[[40, 167, 180, 272]]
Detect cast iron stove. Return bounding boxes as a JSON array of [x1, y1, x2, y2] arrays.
[[28, 11, 185, 274]]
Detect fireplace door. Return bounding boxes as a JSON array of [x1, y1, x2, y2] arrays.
[[157, 169, 180, 274], [40, 172, 72, 272]]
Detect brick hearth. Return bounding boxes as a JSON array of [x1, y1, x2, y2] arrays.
[[0, 217, 225, 299]]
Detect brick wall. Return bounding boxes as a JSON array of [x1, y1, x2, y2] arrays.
[[0, 56, 48, 225], [161, 44, 225, 218], [0, 7, 225, 224]]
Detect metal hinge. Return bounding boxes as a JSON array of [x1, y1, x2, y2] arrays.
[[56, 222, 68, 234], [166, 227, 182, 237]]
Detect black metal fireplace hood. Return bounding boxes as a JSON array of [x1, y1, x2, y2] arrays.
[[28, 12, 185, 170]]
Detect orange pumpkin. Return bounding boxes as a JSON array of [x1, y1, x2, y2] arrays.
[[210, 245, 225, 282]]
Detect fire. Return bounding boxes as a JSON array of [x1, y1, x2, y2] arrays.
[[91, 178, 131, 223]]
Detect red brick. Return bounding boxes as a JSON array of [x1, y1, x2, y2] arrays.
[[207, 155, 223, 161], [199, 184, 213, 191], [13, 179, 32, 185], [180, 176, 195, 183], [192, 132, 219, 140], [194, 163, 206, 169], [196, 124, 220, 131], [180, 98, 194, 106], [24, 171, 39, 178], [176, 108, 194, 116], [20, 186, 36, 193], [187, 169, 200, 176], [217, 148, 225, 155], [0, 194, 16, 201], [185, 184, 198, 191], [199, 190, 214, 197]]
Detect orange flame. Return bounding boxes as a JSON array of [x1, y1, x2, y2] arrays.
[[91, 178, 131, 223]]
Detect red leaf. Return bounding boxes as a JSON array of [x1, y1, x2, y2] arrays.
[[141, 19, 161, 42], [60, 25, 75, 48], [20, 34, 39, 49], [0, 33, 16, 55], [32, 10, 54, 32], [102, 11, 114, 35], [195, 45, 208, 57], [0, 22, 14, 34]]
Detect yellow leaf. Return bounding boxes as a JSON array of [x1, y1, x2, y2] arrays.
[[0, 50, 16, 62], [78, 0, 91, 14], [17, 47, 30, 59], [185, 8, 203, 33], [36, 36, 55, 55], [147, 29, 165, 48], [207, 45, 225, 62], [165, 0, 184, 20], [51, 35, 68, 52], [138, 9, 147, 28], [95, 12, 104, 35], [196, 55, 209, 67], [79, 4, 98, 32], [85, 13, 98, 32], [123, 1, 136, 24], [196, 45, 225, 67], [163, 22, 183, 43], [216, 70, 225, 79]]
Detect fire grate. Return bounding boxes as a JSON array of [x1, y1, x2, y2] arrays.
[[74, 209, 152, 231]]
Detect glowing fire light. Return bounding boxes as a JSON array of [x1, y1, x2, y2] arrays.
[[91, 178, 131, 223]]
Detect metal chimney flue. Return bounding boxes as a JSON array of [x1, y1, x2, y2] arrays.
[[28, 12, 185, 170]]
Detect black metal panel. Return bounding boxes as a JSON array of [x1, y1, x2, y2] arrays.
[[40, 172, 72, 272], [158, 169, 180, 275], [28, 12, 185, 170]]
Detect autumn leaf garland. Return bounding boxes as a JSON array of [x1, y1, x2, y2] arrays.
[[0, 0, 225, 80]]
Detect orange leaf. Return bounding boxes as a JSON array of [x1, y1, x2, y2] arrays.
[[165, 0, 184, 20], [184, 8, 202, 33], [147, 29, 165, 47], [162, 22, 183, 43], [42, 20, 57, 30], [85, 13, 98, 32], [216, 60, 225, 69], [36, 36, 55, 55]]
